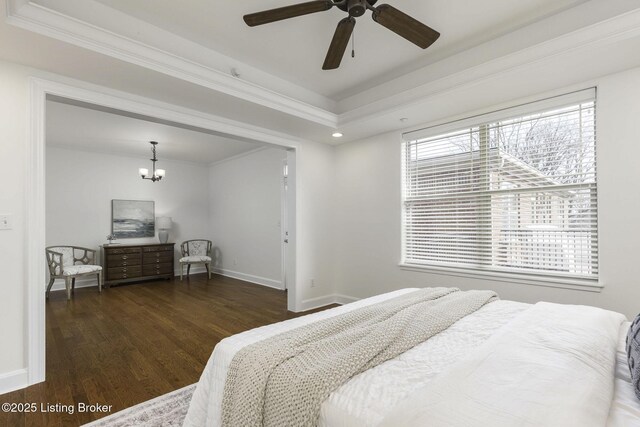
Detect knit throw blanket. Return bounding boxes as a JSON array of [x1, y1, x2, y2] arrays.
[[221, 287, 498, 427]]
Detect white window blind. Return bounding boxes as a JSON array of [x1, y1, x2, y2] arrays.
[[402, 90, 598, 281]]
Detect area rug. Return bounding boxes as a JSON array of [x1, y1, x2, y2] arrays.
[[83, 384, 196, 426]]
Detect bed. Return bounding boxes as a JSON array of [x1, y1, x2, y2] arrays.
[[183, 288, 640, 427]]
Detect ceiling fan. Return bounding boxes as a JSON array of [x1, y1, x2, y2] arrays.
[[243, 0, 440, 70]]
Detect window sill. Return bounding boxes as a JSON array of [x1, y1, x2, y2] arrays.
[[398, 263, 603, 293]]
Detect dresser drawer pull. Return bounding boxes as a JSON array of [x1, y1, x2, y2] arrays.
[[122, 255, 128, 260]]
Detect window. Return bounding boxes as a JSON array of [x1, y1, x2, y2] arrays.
[[402, 89, 598, 281]]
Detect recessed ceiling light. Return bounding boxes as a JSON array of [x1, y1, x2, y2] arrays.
[[332, 132, 343, 138]]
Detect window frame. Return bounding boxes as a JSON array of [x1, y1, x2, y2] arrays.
[[400, 88, 602, 290]]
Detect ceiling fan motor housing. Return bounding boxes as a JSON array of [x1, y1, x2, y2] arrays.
[[347, 0, 375, 18]]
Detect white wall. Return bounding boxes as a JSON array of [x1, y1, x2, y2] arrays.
[[0, 59, 339, 393], [45, 146, 211, 282], [8, 54, 638, 395], [207, 141, 338, 309], [333, 66, 640, 319], [294, 140, 337, 309], [0, 61, 29, 386], [208, 148, 286, 289]]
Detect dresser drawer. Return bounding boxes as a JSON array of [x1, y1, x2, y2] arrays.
[[142, 262, 173, 276], [143, 245, 174, 253], [102, 243, 174, 286], [107, 254, 142, 267], [105, 247, 142, 255], [143, 252, 173, 264], [107, 266, 142, 280]]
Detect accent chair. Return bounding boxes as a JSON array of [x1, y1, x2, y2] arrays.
[[46, 246, 103, 300], [180, 239, 213, 280]]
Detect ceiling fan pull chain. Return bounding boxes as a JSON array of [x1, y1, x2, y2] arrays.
[[351, 30, 355, 58]]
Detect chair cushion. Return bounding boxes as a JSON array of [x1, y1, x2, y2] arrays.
[[63, 265, 102, 276], [180, 256, 211, 263]]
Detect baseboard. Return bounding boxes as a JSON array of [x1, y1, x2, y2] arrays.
[[299, 295, 338, 312], [48, 266, 211, 292], [49, 277, 100, 292], [47, 267, 215, 290], [48, 272, 358, 312], [212, 268, 283, 290], [333, 294, 360, 305], [299, 293, 360, 312], [175, 265, 207, 277], [0, 368, 28, 395]]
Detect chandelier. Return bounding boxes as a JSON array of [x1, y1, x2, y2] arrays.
[[138, 141, 165, 182]]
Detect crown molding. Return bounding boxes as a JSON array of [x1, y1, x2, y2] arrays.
[[6, 1, 640, 144], [30, 75, 311, 149], [337, 7, 640, 128], [5, 0, 339, 128]]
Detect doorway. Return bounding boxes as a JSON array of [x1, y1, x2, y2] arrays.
[[26, 77, 299, 386]]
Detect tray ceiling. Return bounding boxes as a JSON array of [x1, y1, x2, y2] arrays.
[[91, 0, 584, 99], [5, 0, 640, 144]]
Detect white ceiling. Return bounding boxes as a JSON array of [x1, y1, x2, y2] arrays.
[[91, 0, 584, 100], [4, 0, 640, 145], [46, 100, 262, 165]]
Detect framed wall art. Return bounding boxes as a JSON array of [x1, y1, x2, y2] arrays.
[[111, 199, 155, 238]]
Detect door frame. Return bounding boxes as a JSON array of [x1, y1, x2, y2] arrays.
[[26, 76, 300, 387], [280, 157, 289, 290]]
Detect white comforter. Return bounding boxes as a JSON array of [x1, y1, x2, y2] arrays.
[[379, 302, 625, 427], [184, 289, 636, 427]]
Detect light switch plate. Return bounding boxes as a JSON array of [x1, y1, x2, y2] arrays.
[[0, 214, 12, 230]]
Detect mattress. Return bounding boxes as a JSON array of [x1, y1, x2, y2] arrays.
[[184, 289, 640, 426]]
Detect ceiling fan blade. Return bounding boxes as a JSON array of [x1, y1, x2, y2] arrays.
[[244, 0, 333, 27], [322, 17, 356, 70], [372, 4, 440, 49]]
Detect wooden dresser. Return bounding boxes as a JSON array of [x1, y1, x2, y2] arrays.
[[102, 243, 175, 287]]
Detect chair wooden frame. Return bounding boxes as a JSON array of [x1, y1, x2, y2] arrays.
[[46, 246, 103, 300], [180, 239, 212, 281]]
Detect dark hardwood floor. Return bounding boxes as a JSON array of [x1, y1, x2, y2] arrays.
[[0, 274, 336, 426]]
